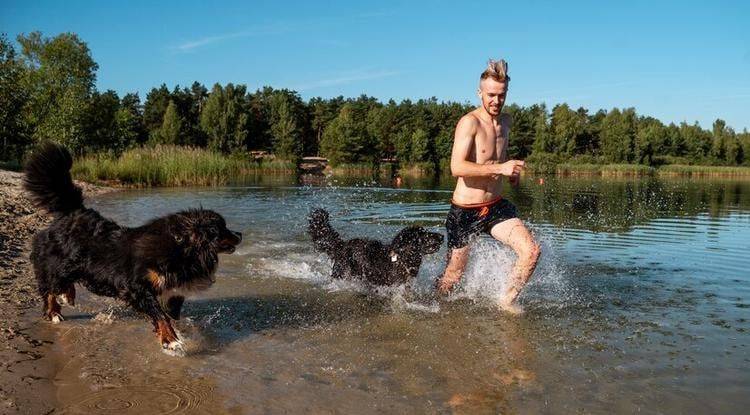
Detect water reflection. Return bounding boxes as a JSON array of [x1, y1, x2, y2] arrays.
[[233, 172, 750, 230]]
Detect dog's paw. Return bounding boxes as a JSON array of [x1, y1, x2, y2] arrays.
[[161, 339, 186, 357], [49, 313, 64, 324]]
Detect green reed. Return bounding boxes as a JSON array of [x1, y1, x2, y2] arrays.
[[71, 145, 293, 187]]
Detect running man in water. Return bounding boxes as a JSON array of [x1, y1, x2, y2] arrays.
[[436, 59, 540, 313]]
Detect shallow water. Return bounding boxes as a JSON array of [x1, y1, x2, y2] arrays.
[[50, 175, 749, 414]]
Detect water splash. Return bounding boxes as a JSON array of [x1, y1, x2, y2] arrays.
[[241, 227, 579, 314], [414, 233, 576, 310]]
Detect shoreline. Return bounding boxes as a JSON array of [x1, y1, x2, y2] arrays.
[[59, 145, 750, 187], [0, 169, 114, 414]]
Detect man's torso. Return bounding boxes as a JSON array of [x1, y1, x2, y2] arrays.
[[452, 109, 510, 204]]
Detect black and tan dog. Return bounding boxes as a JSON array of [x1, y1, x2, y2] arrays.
[[308, 208, 443, 286], [24, 142, 241, 355]]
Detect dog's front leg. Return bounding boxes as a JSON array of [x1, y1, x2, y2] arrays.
[[154, 317, 180, 348], [136, 294, 185, 356], [151, 312, 185, 356]]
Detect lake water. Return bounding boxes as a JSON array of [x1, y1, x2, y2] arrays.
[[50, 174, 749, 414]]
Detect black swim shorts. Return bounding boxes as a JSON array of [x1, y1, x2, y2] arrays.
[[445, 197, 518, 249]]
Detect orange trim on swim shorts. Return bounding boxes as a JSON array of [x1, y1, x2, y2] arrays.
[[451, 196, 502, 218]]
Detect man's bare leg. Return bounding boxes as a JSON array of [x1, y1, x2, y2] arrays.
[[437, 246, 470, 295], [489, 218, 540, 314]]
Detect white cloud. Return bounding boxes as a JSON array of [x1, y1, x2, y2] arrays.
[[292, 69, 401, 91], [175, 24, 291, 52]]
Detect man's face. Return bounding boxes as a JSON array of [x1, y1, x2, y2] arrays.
[[479, 78, 508, 116]]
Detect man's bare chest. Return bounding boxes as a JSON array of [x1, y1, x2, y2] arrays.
[[473, 123, 504, 163]]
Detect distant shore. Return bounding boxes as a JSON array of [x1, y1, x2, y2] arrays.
[[554, 163, 750, 177], [68, 146, 750, 187]]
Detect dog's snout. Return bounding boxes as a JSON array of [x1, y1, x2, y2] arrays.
[[233, 231, 242, 243]]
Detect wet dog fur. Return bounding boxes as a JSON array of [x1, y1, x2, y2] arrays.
[[24, 142, 242, 354], [308, 208, 443, 286]]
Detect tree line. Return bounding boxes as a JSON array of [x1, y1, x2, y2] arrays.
[[2, 32, 749, 170]]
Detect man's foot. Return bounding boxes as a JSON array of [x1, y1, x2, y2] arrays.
[[497, 282, 525, 314], [435, 275, 459, 296], [497, 300, 524, 315]]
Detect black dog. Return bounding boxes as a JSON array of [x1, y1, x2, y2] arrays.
[[308, 208, 443, 285], [24, 142, 242, 354]]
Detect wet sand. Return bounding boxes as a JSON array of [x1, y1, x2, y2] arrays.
[[0, 170, 113, 414]]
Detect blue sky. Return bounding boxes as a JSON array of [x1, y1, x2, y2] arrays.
[[2, 0, 749, 130]]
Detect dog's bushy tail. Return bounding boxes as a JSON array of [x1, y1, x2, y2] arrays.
[[308, 208, 343, 255], [23, 142, 83, 214]]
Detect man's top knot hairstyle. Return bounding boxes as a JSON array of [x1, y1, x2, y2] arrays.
[[480, 59, 510, 83]]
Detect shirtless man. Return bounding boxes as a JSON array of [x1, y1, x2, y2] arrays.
[[436, 59, 540, 313]]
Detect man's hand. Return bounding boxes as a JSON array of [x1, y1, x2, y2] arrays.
[[508, 173, 520, 187], [494, 160, 525, 177]]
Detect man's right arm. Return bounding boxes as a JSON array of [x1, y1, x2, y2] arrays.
[[450, 116, 525, 178]]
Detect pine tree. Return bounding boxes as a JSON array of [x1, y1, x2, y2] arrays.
[[724, 129, 742, 165], [711, 119, 728, 164], [410, 128, 430, 163], [635, 119, 666, 165], [550, 103, 584, 157], [320, 104, 371, 165], [143, 84, 171, 135], [531, 106, 552, 154], [200, 83, 249, 153], [600, 108, 636, 163], [156, 100, 183, 145], [271, 100, 302, 162]]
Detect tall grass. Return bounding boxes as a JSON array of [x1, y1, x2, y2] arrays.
[[328, 162, 381, 176], [72, 145, 260, 187], [398, 162, 438, 177], [255, 158, 297, 173]]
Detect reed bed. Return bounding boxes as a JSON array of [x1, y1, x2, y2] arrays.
[[72, 145, 285, 187]]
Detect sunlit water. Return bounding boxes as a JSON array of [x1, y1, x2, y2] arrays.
[[50, 175, 749, 414]]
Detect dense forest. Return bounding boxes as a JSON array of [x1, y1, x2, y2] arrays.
[[2, 32, 749, 171]]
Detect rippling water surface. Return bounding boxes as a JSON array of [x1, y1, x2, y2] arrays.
[[53, 175, 749, 414]]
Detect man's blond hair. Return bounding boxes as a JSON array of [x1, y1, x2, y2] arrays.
[[480, 59, 510, 83]]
